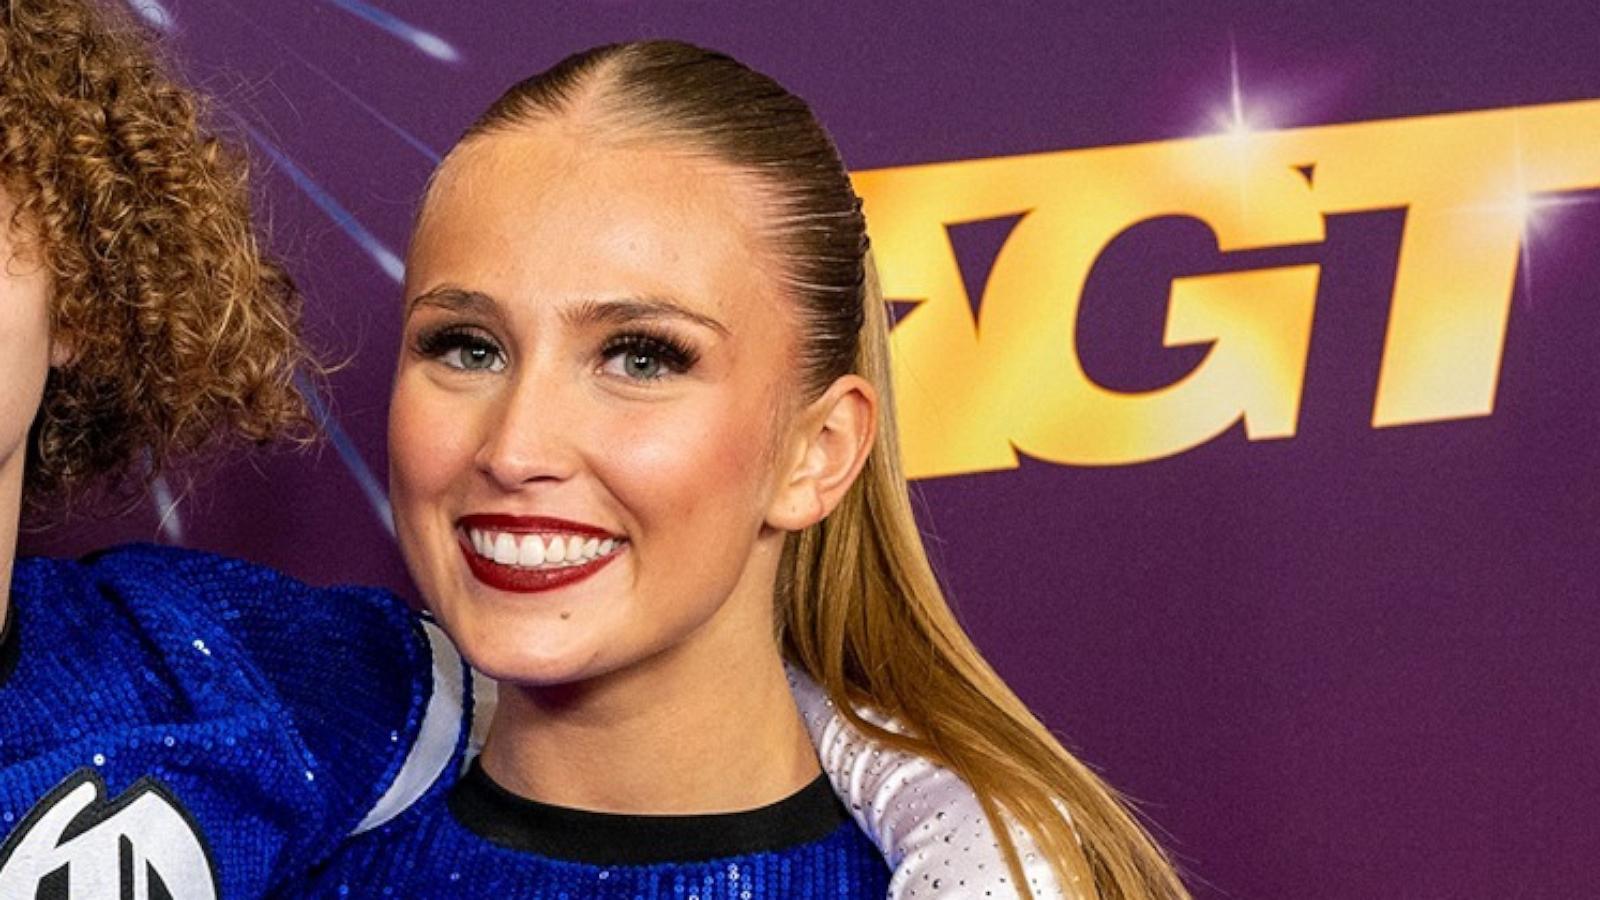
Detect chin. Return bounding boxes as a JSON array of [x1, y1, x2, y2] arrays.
[[448, 611, 618, 689]]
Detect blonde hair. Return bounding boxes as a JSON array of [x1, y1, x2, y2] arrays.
[[463, 40, 1188, 899], [780, 253, 1188, 897]]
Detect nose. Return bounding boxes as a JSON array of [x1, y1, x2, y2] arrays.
[[473, 370, 578, 491]]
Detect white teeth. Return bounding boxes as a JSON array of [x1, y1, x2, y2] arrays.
[[493, 533, 519, 565], [469, 528, 622, 568], [517, 534, 545, 566]]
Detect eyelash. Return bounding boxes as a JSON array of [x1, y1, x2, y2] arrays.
[[414, 325, 505, 373], [413, 325, 699, 381], [599, 330, 700, 380]]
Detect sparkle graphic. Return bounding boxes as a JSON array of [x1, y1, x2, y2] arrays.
[[1212, 37, 1269, 138], [1458, 126, 1600, 305], [245, 125, 406, 283], [123, 0, 174, 32], [298, 373, 397, 537], [1207, 38, 1276, 219], [218, 0, 442, 164], [1227, 41, 1250, 136], [323, 0, 461, 64]]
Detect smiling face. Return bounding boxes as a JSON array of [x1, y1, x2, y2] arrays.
[[390, 125, 809, 687]]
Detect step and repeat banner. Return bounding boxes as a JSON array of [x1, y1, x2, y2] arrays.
[[26, 1, 1600, 896]]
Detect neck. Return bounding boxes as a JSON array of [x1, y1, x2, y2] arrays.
[[479, 558, 818, 814], [0, 452, 23, 627]]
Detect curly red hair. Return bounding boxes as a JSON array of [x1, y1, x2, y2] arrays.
[[0, 0, 313, 510]]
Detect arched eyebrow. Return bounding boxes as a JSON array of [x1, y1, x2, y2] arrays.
[[564, 296, 730, 336], [405, 286, 498, 320], [405, 287, 729, 336]]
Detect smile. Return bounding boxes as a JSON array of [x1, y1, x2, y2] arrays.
[[456, 515, 626, 593], [466, 529, 617, 569]]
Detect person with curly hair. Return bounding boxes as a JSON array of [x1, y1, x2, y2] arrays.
[[0, 1, 475, 895]]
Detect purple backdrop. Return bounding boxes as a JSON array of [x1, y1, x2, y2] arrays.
[[23, 2, 1600, 896]]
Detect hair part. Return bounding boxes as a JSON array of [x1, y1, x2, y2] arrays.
[[462, 40, 1189, 899], [462, 42, 866, 396], [1, 0, 315, 512]]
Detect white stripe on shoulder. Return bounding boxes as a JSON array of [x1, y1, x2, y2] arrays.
[[353, 618, 468, 835], [466, 668, 496, 764], [786, 663, 1078, 900]]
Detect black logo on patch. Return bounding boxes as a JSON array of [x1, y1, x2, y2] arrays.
[[0, 768, 218, 899]]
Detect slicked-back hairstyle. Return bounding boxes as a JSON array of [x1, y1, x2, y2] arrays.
[[455, 41, 1189, 899], [1, 0, 313, 509], [464, 41, 866, 394]]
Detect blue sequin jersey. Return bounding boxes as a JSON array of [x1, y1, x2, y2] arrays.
[[295, 757, 891, 898], [0, 544, 469, 898]]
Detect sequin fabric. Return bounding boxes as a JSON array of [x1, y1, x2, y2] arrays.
[[786, 666, 1074, 900], [0, 544, 453, 897]]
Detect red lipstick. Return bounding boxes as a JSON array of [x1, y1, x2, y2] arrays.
[[458, 514, 615, 539], [457, 515, 624, 594]]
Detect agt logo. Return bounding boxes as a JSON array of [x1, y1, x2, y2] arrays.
[[863, 99, 1600, 478]]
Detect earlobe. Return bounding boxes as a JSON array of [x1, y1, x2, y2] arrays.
[[766, 375, 878, 532]]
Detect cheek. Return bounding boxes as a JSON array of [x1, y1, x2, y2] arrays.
[[594, 390, 773, 529], [388, 370, 482, 507], [0, 283, 52, 466]]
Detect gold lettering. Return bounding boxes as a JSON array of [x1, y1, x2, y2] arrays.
[[858, 99, 1600, 477]]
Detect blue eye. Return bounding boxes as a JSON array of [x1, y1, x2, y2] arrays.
[[612, 349, 664, 380], [601, 333, 697, 382], [416, 327, 507, 373], [446, 343, 505, 372]]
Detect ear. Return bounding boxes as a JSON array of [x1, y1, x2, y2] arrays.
[[766, 374, 878, 532]]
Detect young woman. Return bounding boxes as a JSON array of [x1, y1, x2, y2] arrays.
[[304, 41, 1189, 899], [0, 2, 471, 894], [0, 6, 1092, 897]]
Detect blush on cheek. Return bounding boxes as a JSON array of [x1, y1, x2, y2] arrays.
[[607, 404, 764, 524]]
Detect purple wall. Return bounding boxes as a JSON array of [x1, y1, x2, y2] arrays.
[[24, 2, 1600, 896]]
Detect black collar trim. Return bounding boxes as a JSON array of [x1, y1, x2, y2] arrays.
[[447, 757, 849, 865], [0, 599, 19, 689]]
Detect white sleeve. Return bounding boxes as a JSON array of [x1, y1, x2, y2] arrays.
[[787, 664, 1074, 900], [352, 619, 470, 834]]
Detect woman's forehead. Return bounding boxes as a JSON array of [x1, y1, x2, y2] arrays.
[[427, 127, 764, 222], [409, 130, 779, 314]]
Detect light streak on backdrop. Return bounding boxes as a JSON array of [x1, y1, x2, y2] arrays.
[[321, 0, 461, 64], [122, 0, 173, 32], [1222, 37, 1259, 137], [244, 125, 406, 284], [244, 127, 402, 539], [217, 0, 443, 165], [296, 373, 396, 538], [150, 475, 185, 545]]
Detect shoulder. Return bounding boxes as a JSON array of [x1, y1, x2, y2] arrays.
[[74, 542, 413, 630]]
